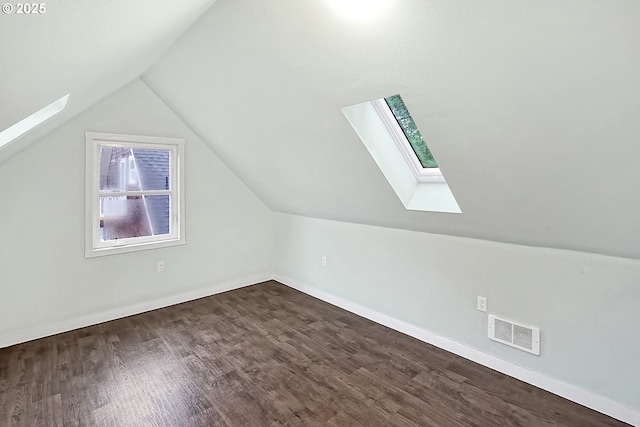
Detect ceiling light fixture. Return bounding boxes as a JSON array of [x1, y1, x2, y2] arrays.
[[0, 93, 70, 149], [325, 0, 392, 23]]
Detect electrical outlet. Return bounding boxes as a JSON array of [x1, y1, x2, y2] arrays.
[[321, 256, 327, 267], [157, 261, 165, 272], [477, 296, 487, 312]]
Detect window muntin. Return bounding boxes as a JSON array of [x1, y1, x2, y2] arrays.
[[86, 133, 185, 257]]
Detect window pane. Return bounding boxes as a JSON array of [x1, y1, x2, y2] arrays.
[[99, 147, 170, 192], [100, 195, 170, 241], [144, 195, 171, 236], [384, 94, 438, 169]]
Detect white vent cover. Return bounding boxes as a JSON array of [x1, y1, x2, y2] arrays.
[[488, 315, 540, 355]]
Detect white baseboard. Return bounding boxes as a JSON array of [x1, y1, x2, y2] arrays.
[[2, 273, 637, 425], [0, 273, 272, 349], [274, 274, 640, 427]]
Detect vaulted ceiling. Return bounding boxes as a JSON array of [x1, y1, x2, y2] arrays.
[[3, 0, 640, 259], [0, 0, 214, 162]]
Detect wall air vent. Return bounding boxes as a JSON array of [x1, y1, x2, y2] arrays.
[[488, 315, 540, 355]]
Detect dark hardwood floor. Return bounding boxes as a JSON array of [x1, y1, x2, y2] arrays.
[[0, 281, 628, 426]]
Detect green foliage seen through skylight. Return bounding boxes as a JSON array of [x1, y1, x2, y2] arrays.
[[384, 94, 438, 168]]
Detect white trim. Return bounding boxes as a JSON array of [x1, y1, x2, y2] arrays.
[[371, 98, 445, 183], [0, 273, 272, 349], [274, 274, 640, 426]]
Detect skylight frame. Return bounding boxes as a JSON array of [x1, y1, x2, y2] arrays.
[[371, 98, 445, 183], [0, 94, 70, 149]]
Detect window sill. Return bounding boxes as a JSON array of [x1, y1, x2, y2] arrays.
[[85, 237, 186, 259]]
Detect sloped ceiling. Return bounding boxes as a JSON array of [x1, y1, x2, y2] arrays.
[[2, 1, 639, 260], [0, 0, 214, 163], [143, 0, 640, 260]]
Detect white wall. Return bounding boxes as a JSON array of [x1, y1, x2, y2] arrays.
[[272, 213, 640, 415], [0, 79, 273, 342]]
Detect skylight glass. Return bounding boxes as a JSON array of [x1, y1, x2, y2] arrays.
[[384, 94, 437, 168], [0, 94, 70, 149]]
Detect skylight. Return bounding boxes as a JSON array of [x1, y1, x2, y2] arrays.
[[0, 94, 70, 149], [384, 94, 437, 168], [371, 94, 444, 183], [342, 95, 461, 213]]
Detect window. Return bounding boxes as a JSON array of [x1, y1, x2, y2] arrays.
[[85, 132, 185, 257], [342, 96, 461, 213], [371, 94, 444, 183]]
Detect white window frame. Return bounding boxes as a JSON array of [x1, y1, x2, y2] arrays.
[[85, 132, 185, 258], [371, 98, 445, 183]]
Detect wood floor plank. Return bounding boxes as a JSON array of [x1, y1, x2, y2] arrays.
[[0, 280, 630, 426]]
